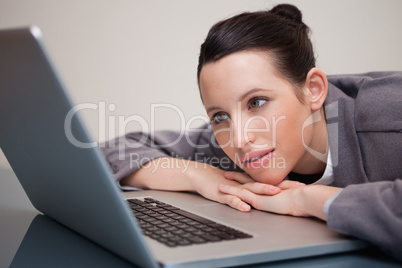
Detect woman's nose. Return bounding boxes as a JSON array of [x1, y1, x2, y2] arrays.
[[231, 117, 256, 149]]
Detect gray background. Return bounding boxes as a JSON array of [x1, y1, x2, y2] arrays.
[[1, 0, 402, 169]]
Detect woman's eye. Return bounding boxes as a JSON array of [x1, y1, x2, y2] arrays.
[[249, 98, 267, 109], [212, 113, 229, 124]]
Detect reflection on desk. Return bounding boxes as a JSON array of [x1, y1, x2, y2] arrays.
[[11, 214, 134, 267]]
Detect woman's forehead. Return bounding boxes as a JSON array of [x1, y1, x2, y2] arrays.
[[199, 51, 286, 101]]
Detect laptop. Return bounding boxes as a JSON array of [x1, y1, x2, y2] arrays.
[[0, 26, 369, 267]]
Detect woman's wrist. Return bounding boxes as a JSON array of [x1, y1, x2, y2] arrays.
[[186, 162, 224, 194], [298, 185, 342, 221], [181, 160, 204, 192]]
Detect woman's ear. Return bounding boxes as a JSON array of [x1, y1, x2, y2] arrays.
[[305, 68, 328, 111]]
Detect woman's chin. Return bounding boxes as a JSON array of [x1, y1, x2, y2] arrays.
[[248, 169, 288, 186]]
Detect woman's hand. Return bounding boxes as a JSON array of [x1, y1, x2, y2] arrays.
[[122, 157, 309, 214], [191, 167, 283, 212], [217, 183, 342, 220], [224, 171, 306, 190], [193, 169, 307, 213]]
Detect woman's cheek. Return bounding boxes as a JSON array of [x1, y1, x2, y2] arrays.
[[214, 127, 233, 148]]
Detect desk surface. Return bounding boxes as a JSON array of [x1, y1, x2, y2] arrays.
[[1, 167, 400, 268]]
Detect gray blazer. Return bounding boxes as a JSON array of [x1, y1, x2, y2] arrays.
[[324, 72, 402, 260], [101, 72, 402, 260]]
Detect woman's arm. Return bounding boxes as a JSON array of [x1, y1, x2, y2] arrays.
[[218, 180, 402, 261], [121, 157, 284, 212], [327, 180, 402, 261], [218, 183, 340, 220], [101, 124, 233, 187]]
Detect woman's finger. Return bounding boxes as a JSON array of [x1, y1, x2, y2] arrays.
[[220, 193, 251, 212], [218, 184, 259, 209], [275, 180, 305, 190], [224, 171, 254, 184], [241, 182, 281, 195]]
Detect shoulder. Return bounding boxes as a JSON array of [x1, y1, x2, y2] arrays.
[[328, 71, 402, 92], [327, 71, 402, 132]]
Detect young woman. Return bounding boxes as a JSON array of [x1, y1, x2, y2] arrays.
[[102, 4, 402, 260]]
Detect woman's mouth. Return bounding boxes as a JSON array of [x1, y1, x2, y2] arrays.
[[247, 152, 269, 162], [241, 149, 275, 170]]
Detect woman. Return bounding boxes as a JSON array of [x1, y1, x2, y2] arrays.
[[102, 4, 402, 259]]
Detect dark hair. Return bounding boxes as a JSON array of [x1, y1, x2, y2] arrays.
[[197, 4, 315, 101]]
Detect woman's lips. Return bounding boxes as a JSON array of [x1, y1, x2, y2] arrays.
[[241, 149, 275, 170]]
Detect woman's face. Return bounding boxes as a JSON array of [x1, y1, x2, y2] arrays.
[[199, 51, 317, 185]]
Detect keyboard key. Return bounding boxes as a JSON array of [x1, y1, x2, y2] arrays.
[[187, 236, 207, 244], [175, 210, 215, 224]]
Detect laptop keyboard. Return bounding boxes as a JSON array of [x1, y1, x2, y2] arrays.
[[127, 197, 252, 247]]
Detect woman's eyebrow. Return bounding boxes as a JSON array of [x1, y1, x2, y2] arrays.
[[206, 106, 221, 114], [206, 88, 272, 114], [239, 88, 272, 102]]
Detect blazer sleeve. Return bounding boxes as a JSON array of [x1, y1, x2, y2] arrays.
[[327, 179, 402, 261], [325, 72, 402, 260], [100, 124, 239, 187]]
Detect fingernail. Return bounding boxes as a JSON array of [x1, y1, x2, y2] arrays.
[[241, 204, 250, 210], [296, 182, 306, 187], [269, 186, 278, 191]]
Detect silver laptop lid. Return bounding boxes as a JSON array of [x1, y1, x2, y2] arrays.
[[0, 26, 158, 268]]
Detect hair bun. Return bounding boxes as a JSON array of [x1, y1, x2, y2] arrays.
[[270, 4, 303, 23]]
